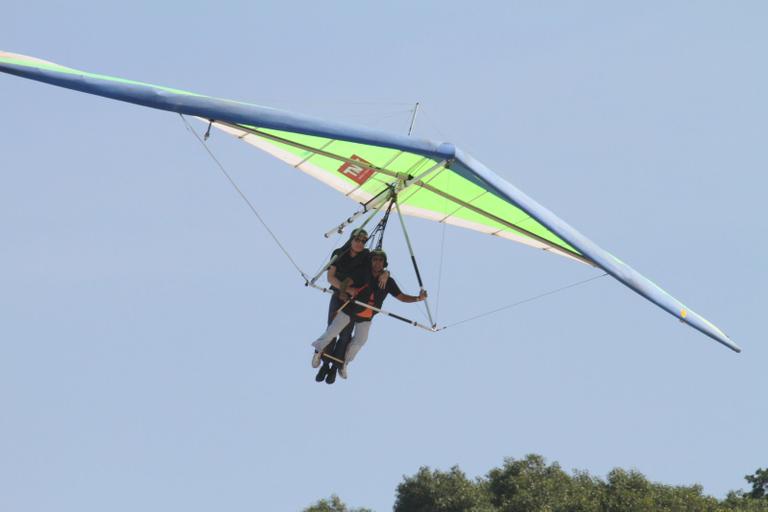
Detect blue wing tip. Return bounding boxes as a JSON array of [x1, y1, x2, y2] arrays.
[[712, 331, 741, 353]]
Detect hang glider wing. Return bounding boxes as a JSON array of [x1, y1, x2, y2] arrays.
[[0, 51, 740, 352]]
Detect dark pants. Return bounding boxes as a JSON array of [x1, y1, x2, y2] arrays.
[[324, 293, 354, 364]]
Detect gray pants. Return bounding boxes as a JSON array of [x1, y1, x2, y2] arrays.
[[312, 312, 371, 363]]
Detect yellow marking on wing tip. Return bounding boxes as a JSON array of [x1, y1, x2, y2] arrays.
[[680, 309, 688, 319]]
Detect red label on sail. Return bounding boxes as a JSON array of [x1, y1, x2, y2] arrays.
[[337, 155, 375, 185]]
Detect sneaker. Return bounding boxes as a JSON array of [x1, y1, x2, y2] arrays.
[[312, 351, 322, 368], [339, 363, 348, 380], [315, 363, 329, 383], [325, 366, 337, 384]]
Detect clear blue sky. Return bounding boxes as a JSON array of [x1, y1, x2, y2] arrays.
[[2, 2, 766, 511]]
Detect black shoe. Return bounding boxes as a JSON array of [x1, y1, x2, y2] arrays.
[[325, 366, 337, 384], [315, 362, 329, 383]]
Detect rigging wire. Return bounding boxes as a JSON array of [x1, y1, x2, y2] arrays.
[[313, 230, 344, 279], [179, 114, 609, 335], [434, 219, 448, 322], [179, 115, 308, 281], [438, 272, 609, 330], [343, 108, 416, 121], [433, 168, 452, 323], [240, 100, 415, 107], [393, 198, 436, 328], [417, 105, 454, 144], [367, 197, 396, 251]]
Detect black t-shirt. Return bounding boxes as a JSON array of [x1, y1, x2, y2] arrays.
[[330, 247, 370, 288], [346, 274, 402, 322]]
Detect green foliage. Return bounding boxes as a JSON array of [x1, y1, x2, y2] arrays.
[[394, 466, 494, 512], [601, 468, 655, 512], [746, 469, 768, 500], [309, 460, 768, 512], [650, 482, 720, 512], [486, 454, 572, 512], [723, 489, 768, 511], [567, 470, 605, 512], [303, 494, 372, 512]]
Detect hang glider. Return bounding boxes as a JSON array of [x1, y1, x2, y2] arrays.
[[0, 51, 740, 352]]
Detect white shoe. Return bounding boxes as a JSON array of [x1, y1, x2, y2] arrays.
[[339, 363, 348, 379], [312, 351, 322, 368]]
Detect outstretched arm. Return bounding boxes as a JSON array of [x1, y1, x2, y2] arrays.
[[396, 289, 427, 303]]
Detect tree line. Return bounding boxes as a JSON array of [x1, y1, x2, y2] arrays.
[[304, 454, 768, 512]]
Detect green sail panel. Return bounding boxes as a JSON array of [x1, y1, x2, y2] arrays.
[[212, 121, 583, 261]]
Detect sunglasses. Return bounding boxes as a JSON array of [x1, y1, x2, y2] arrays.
[[353, 236, 368, 243]]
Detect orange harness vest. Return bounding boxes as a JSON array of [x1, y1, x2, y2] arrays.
[[355, 285, 375, 320]]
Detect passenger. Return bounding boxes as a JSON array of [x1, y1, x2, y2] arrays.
[[312, 228, 370, 383], [311, 249, 426, 379]]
